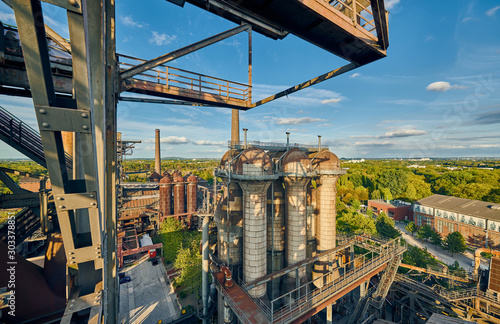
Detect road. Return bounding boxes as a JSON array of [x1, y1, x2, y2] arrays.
[[119, 256, 181, 324], [395, 221, 488, 271]]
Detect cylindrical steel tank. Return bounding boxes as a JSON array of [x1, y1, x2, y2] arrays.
[[187, 175, 198, 213], [159, 175, 172, 217], [310, 150, 342, 288], [173, 176, 185, 215], [149, 171, 162, 182], [282, 149, 311, 296]]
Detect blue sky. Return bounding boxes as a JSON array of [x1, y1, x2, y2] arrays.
[[0, 0, 499, 159]]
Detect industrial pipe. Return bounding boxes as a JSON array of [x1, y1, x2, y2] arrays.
[[202, 216, 209, 324]]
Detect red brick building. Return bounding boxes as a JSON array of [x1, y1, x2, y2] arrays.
[[414, 194, 500, 248], [368, 199, 412, 221]]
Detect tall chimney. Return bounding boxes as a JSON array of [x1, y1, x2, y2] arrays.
[[231, 109, 240, 146], [318, 135, 322, 152], [243, 128, 248, 148], [155, 129, 161, 174], [286, 132, 290, 150]]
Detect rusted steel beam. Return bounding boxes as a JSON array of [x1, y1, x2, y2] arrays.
[[120, 24, 251, 79], [121, 243, 163, 256], [250, 63, 357, 108]]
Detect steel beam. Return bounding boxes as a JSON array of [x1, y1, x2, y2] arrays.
[[250, 63, 357, 108], [120, 24, 251, 79]]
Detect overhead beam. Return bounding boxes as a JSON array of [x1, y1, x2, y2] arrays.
[[371, 0, 389, 50], [118, 96, 208, 106], [120, 24, 251, 79], [0, 170, 30, 194], [250, 63, 357, 108]]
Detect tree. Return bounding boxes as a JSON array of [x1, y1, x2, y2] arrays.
[[370, 189, 381, 200], [350, 199, 361, 211], [174, 239, 202, 296], [405, 221, 417, 236], [443, 231, 467, 256], [417, 224, 433, 240], [429, 230, 442, 246], [380, 188, 393, 201], [376, 212, 400, 239]]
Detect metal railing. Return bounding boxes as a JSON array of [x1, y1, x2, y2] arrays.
[[246, 236, 405, 323], [228, 140, 329, 151], [118, 54, 251, 102], [0, 106, 72, 168], [325, 0, 378, 37]]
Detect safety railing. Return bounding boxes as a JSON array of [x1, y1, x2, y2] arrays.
[[263, 236, 405, 323], [325, 0, 378, 37], [118, 54, 251, 102], [0, 106, 72, 168], [228, 140, 329, 151]]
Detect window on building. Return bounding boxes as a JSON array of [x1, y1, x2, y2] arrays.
[[437, 220, 443, 233], [449, 222, 455, 233], [417, 214, 422, 227], [389, 211, 394, 218]]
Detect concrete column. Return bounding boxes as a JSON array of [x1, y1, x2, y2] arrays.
[[267, 180, 285, 303], [360, 280, 367, 298], [240, 181, 271, 298], [202, 216, 209, 324], [155, 129, 161, 174], [284, 177, 309, 288], [326, 304, 333, 324]]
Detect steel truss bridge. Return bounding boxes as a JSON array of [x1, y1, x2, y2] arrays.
[[0, 0, 389, 322]]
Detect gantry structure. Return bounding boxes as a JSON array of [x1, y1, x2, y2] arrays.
[[0, 0, 389, 322]]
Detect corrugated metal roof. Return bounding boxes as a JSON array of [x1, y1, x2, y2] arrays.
[[416, 194, 500, 221]]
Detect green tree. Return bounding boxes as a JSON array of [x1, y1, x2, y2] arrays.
[[402, 245, 439, 268], [375, 212, 400, 239], [380, 188, 393, 201], [429, 230, 442, 246], [174, 239, 202, 296], [350, 199, 361, 211], [443, 231, 467, 256], [370, 189, 381, 200], [405, 221, 417, 236], [416, 224, 433, 240]]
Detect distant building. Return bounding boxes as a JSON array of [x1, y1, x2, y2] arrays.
[[19, 176, 51, 192], [414, 194, 500, 248], [368, 199, 412, 221]]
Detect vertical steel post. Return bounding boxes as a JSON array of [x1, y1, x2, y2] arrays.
[[248, 26, 252, 101], [202, 215, 209, 324]]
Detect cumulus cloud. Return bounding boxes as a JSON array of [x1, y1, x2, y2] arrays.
[[274, 117, 326, 125], [487, 5, 500, 16], [120, 15, 145, 28], [160, 136, 190, 144], [426, 81, 467, 92], [193, 140, 225, 146], [149, 31, 176, 46], [380, 129, 427, 138], [321, 98, 343, 104], [349, 73, 361, 78]]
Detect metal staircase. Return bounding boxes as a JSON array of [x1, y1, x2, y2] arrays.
[[0, 106, 72, 168], [0, 207, 40, 246], [349, 254, 402, 324]]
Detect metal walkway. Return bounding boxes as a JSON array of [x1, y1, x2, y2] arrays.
[[214, 236, 406, 324]]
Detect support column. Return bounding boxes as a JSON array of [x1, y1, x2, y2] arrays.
[[155, 129, 161, 174], [231, 110, 239, 145], [326, 304, 333, 324], [202, 216, 209, 324], [240, 181, 271, 298]]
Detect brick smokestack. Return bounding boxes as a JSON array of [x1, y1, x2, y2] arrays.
[[231, 109, 239, 145], [155, 129, 161, 174]]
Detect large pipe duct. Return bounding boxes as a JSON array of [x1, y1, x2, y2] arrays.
[[282, 149, 311, 296], [267, 178, 285, 303], [233, 147, 273, 298], [155, 129, 161, 174], [310, 150, 344, 288], [202, 215, 209, 324]]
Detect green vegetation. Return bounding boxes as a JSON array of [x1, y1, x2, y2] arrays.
[[402, 245, 440, 269], [336, 200, 376, 235], [443, 231, 468, 256], [375, 212, 400, 239], [122, 159, 218, 184], [405, 221, 417, 236], [154, 218, 202, 296], [340, 159, 500, 203]]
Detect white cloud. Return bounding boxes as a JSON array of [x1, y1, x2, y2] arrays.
[[0, 11, 15, 23], [149, 31, 176, 46], [274, 117, 325, 125], [426, 81, 467, 92], [425, 35, 435, 42], [486, 5, 500, 16], [462, 17, 473, 23], [353, 141, 394, 146], [193, 140, 225, 146], [160, 136, 190, 144], [385, 0, 400, 10], [380, 129, 427, 138], [321, 98, 343, 104], [120, 15, 145, 28], [349, 73, 361, 78], [470, 144, 500, 148]]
